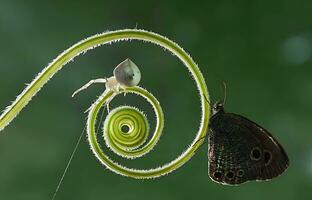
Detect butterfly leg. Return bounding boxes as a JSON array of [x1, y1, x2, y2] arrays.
[[192, 133, 209, 148], [72, 78, 107, 97]]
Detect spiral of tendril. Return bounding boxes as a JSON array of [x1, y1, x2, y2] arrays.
[[98, 87, 164, 159], [104, 105, 151, 158], [0, 29, 210, 179]]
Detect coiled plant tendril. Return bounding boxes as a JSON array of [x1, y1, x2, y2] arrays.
[[95, 87, 164, 160], [0, 29, 210, 178]]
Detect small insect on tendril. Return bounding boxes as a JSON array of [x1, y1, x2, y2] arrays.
[[71, 58, 141, 112]]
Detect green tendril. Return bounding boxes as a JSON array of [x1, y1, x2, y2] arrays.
[[0, 29, 210, 179], [101, 88, 163, 159]]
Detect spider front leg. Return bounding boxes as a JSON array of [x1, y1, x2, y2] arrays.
[[74, 77, 123, 113], [72, 78, 107, 97]]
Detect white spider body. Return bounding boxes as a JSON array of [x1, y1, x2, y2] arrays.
[[71, 59, 141, 112], [105, 76, 122, 92]]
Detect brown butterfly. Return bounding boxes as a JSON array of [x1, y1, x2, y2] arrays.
[[207, 85, 289, 185]]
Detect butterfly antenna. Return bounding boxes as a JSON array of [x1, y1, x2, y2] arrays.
[[221, 81, 227, 106]]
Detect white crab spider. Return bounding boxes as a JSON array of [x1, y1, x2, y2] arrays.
[[72, 58, 141, 112]]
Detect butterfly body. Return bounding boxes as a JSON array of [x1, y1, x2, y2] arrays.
[[208, 102, 289, 185]]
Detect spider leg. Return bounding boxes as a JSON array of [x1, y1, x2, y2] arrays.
[[72, 78, 106, 97], [105, 93, 118, 113]]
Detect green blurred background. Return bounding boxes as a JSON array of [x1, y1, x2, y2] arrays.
[[0, 0, 311, 199]]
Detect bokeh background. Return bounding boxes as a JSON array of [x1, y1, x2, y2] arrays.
[[0, 0, 312, 199]]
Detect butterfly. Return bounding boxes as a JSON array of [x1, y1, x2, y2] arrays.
[[206, 85, 289, 185]]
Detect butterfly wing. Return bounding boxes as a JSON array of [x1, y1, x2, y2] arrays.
[[208, 112, 289, 185]]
